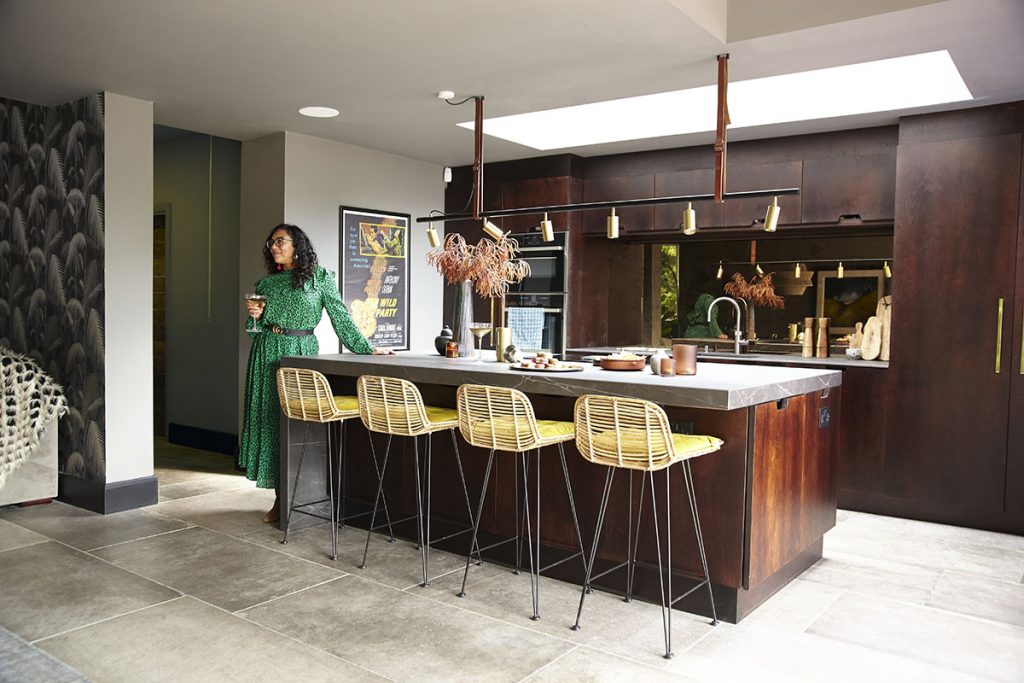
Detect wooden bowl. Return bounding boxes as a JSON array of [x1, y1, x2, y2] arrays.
[[600, 358, 646, 371]]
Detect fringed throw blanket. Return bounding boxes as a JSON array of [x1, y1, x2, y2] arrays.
[[1, 348, 67, 491]]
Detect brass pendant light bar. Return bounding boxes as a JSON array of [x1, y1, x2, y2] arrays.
[[415, 187, 799, 224]]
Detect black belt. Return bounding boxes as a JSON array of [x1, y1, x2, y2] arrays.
[[269, 325, 315, 337]]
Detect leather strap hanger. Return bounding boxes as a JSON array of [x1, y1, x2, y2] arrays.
[[714, 54, 731, 204]]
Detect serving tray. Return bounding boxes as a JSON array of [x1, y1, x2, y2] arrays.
[[600, 358, 646, 371], [509, 363, 585, 373]]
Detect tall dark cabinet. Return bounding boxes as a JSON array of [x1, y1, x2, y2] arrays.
[[884, 104, 1024, 530]]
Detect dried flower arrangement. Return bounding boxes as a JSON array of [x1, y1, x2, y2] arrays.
[[723, 272, 785, 340], [426, 232, 530, 298]]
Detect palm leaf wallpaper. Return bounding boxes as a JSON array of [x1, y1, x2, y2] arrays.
[[0, 93, 105, 481]]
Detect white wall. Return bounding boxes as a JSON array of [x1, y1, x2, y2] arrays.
[[282, 131, 444, 354], [103, 92, 154, 483]]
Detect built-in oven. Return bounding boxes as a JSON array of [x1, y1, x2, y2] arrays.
[[505, 294, 565, 358], [508, 231, 567, 295]]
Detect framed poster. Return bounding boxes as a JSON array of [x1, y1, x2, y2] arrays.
[[815, 269, 885, 334], [339, 206, 410, 350]]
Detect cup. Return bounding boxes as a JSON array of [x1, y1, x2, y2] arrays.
[[787, 323, 799, 343], [494, 326, 512, 362], [660, 357, 675, 376], [446, 341, 460, 358], [673, 344, 697, 375]]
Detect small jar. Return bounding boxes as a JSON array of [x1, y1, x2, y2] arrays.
[[445, 341, 459, 358], [660, 357, 675, 376]]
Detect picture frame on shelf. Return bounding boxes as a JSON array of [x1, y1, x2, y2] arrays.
[[815, 269, 885, 334]]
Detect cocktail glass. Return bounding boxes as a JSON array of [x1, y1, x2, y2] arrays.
[[245, 293, 267, 333], [469, 323, 492, 362]]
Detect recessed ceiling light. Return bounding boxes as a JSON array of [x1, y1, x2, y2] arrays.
[[458, 51, 972, 150], [299, 106, 340, 118]]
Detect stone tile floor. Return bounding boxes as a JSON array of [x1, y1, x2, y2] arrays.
[[0, 438, 1022, 682]]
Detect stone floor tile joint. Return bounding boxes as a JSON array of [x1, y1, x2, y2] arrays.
[[30, 596, 187, 645]]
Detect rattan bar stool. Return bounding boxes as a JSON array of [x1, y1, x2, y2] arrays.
[[455, 384, 587, 621], [356, 375, 476, 587], [570, 394, 723, 659], [276, 367, 391, 561]]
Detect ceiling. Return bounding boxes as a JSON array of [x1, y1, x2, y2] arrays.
[[1, 0, 1022, 165]]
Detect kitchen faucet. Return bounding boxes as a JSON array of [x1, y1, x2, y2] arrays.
[[709, 296, 743, 354]]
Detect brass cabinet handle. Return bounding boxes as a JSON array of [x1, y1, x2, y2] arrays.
[[995, 298, 1004, 374], [1020, 311, 1024, 375]]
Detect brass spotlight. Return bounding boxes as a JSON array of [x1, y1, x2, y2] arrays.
[[716, 261, 724, 279], [681, 202, 697, 235], [764, 196, 780, 233], [607, 208, 619, 239], [540, 213, 554, 242], [837, 262, 845, 279], [755, 263, 765, 277], [482, 218, 504, 240], [794, 262, 801, 278], [426, 223, 441, 249], [883, 261, 892, 278]]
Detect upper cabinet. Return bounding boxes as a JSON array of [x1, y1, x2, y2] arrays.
[[653, 168, 723, 231], [581, 174, 654, 234], [801, 151, 897, 223], [721, 161, 803, 228], [500, 176, 573, 234]]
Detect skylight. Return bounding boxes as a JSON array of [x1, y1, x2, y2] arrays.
[[458, 51, 972, 150]]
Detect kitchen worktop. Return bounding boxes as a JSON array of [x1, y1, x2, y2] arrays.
[[566, 346, 889, 370], [282, 352, 841, 411]]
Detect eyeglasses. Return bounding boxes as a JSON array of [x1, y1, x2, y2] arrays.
[[266, 237, 293, 249]]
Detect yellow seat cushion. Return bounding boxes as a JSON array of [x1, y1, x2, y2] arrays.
[[589, 428, 722, 465], [536, 419, 575, 440], [334, 395, 359, 412], [671, 433, 724, 458], [425, 405, 459, 425], [465, 416, 574, 448]]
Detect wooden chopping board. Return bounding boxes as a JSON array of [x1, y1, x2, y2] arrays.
[[876, 295, 892, 362], [861, 317, 882, 361]]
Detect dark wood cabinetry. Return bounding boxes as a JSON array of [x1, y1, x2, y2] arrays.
[[722, 161, 802, 228], [801, 151, 896, 223], [581, 174, 654, 234], [1005, 166, 1024, 514], [653, 168, 722, 231], [885, 133, 1020, 512]]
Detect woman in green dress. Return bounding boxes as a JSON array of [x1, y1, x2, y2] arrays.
[[241, 223, 394, 523]]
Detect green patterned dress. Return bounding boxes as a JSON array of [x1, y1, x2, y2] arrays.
[[239, 266, 373, 488]]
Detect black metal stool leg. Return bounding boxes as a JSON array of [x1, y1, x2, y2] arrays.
[[572, 467, 615, 631], [449, 428, 481, 562], [339, 421, 347, 528], [458, 448, 494, 598], [365, 432, 396, 543], [521, 450, 539, 621], [359, 434, 392, 569], [627, 470, 647, 603], [685, 459, 718, 625], [282, 421, 311, 545], [665, 466, 673, 658], [423, 433, 434, 587], [558, 442, 587, 576], [513, 449, 521, 575], [413, 434, 427, 587], [326, 422, 338, 561], [648, 470, 673, 659]]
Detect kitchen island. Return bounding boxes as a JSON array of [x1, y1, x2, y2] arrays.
[[279, 353, 842, 623]]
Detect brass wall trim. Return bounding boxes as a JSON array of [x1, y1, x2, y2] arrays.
[[1019, 311, 1024, 375]]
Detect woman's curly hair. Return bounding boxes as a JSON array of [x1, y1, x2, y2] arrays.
[[263, 224, 318, 289]]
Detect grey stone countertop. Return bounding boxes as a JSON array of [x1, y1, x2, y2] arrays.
[[566, 347, 889, 370], [282, 352, 842, 411]]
